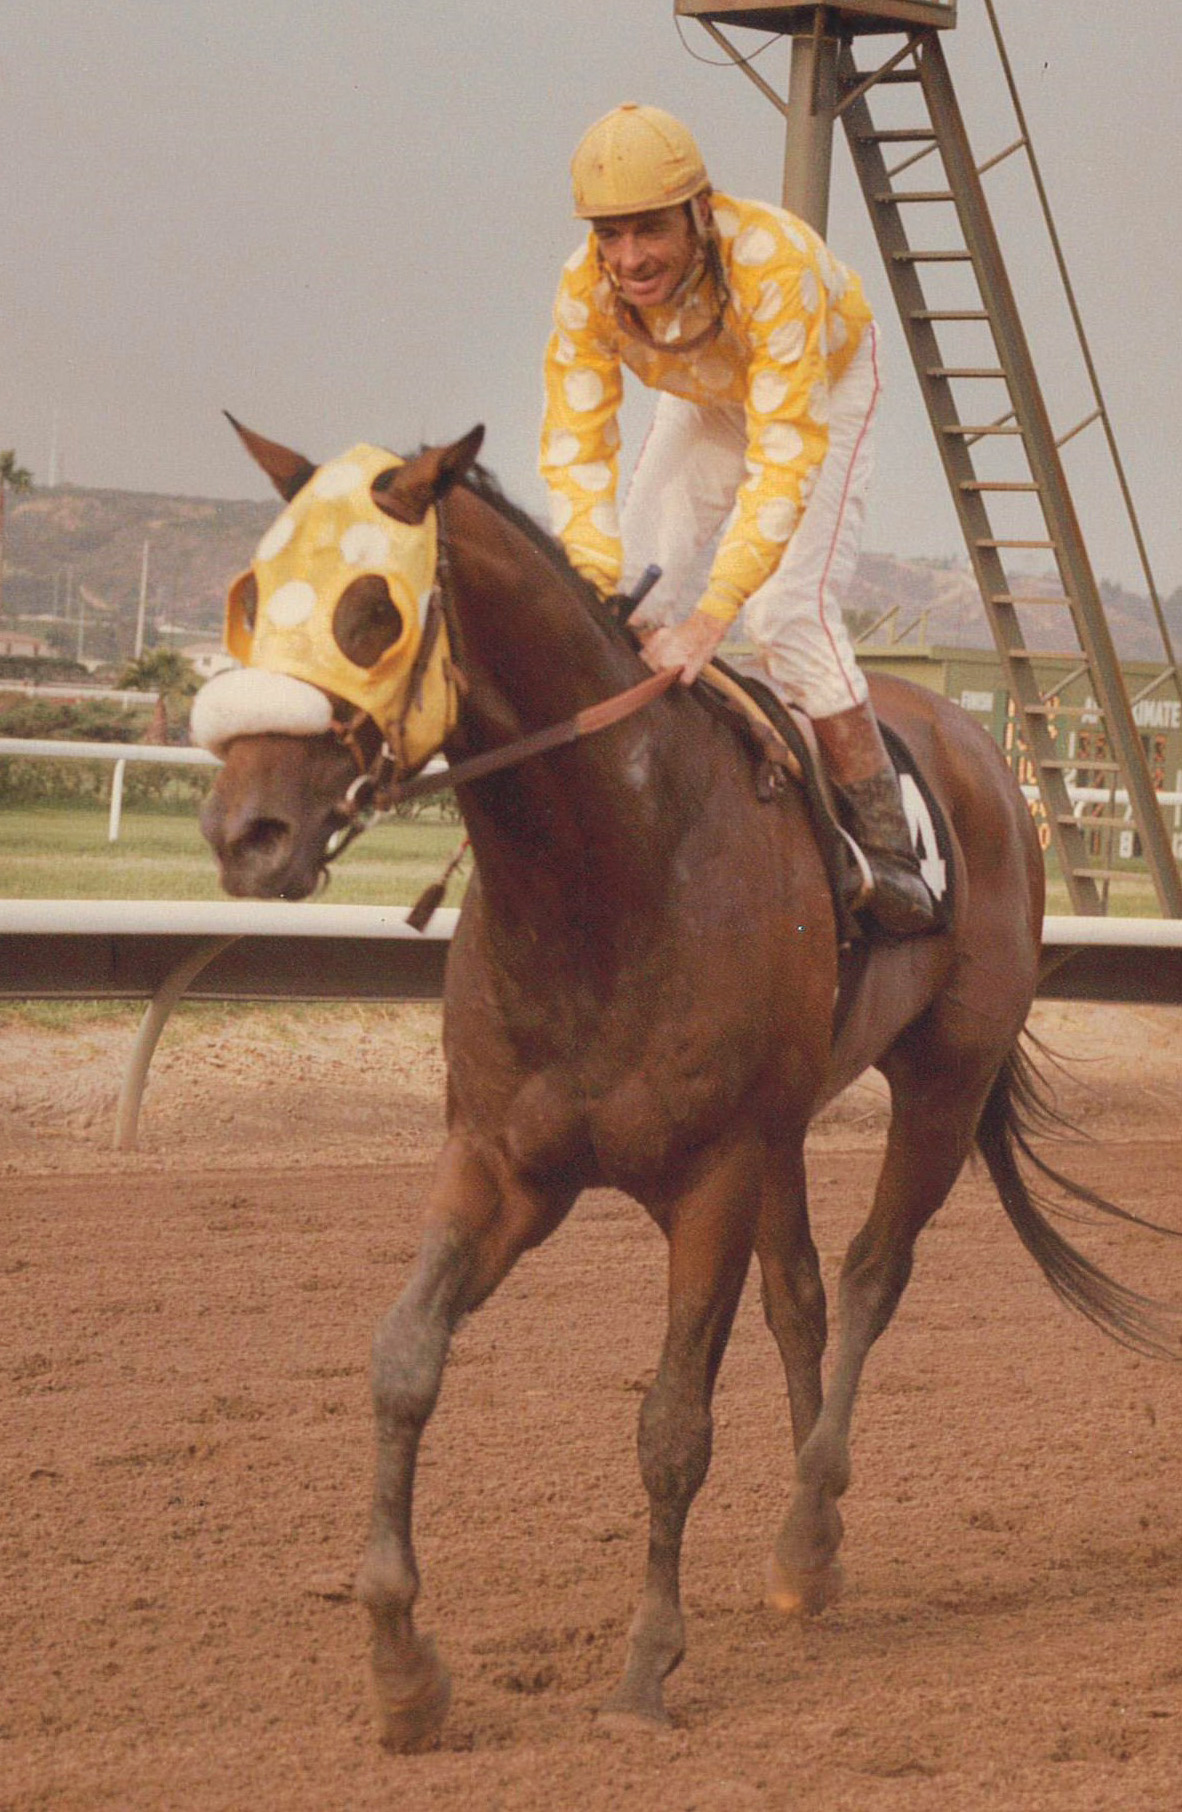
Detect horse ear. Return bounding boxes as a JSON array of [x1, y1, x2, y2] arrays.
[[224, 412, 317, 502], [372, 425, 485, 524]]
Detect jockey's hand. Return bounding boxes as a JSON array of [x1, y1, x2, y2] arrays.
[[640, 610, 726, 686]]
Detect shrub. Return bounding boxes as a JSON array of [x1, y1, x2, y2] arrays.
[[0, 695, 205, 808]]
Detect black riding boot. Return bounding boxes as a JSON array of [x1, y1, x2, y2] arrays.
[[832, 769, 939, 937], [813, 702, 939, 938]]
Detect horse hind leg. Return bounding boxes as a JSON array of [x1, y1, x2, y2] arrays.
[[601, 1138, 762, 1730], [771, 1036, 1001, 1617]]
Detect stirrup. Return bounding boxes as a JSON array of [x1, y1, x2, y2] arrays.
[[862, 858, 939, 938]]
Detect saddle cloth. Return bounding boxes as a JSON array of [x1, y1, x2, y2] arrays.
[[696, 655, 954, 941]]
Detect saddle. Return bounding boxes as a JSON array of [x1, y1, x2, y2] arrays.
[[609, 572, 877, 939], [693, 656, 952, 946], [694, 657, 868, 943]]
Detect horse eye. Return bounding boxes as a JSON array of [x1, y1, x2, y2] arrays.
[[238, 572, 258, 633], [333, 574, 405, 667]]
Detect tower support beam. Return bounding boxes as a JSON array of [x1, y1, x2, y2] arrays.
[[781, 22, 839, 231]]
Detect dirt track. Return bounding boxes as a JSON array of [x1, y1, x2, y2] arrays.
[[3, 999, 1181, 1810]]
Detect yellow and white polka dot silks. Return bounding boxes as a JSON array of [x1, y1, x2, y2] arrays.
[[224, 444, 458, 770], [540, 193, 873, 624]]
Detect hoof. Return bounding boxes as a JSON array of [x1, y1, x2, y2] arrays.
[[597, 1676, 672, 1733], [597, 1701, 672, 1736], [373, 1635, 452, 1753], [764, 1551, 844, 1618]]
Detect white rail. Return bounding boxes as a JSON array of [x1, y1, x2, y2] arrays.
[[0, 738, 450, 841], [0, 898, 459, 939], [1021, 783, 1182, 809], [0, 736, 218, 842], [0, 737, 218, 765], [0, 685, 161, 704]]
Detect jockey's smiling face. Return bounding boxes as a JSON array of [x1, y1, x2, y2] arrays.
[[593, 204, 699, 309]]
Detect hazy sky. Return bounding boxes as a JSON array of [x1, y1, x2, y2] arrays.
[[2, 2, 1180, 593]]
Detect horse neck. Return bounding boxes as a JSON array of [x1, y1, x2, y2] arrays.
[[445, 485, 633, 735], [442, 485, 686, 935]]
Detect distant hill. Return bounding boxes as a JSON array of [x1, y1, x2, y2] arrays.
[[3, 485, 274, 666], [848, 552, 1182, 664], [3, 481, 1179, 670]]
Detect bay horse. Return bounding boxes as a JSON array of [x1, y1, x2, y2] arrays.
[[197, 423, 1178, 1750]]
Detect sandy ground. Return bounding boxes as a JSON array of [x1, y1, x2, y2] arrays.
[[2, 997, 1181, 1810]]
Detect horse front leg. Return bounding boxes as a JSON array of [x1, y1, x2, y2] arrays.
[[354, 1132, 570, 1751], [601, 1138, 761, 1729]]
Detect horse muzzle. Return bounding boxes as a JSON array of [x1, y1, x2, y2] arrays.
[[199, 733, 355, 900]]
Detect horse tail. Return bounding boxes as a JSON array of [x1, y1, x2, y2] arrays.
[[975, 1036, 1182, 1361]]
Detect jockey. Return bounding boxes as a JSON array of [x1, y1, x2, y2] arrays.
[[541, 102, 936, 937]]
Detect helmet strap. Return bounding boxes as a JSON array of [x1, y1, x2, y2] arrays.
[[596, 199, 731, 356]]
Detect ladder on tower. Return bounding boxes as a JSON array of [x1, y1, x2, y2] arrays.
[[836, 27, 1182, 915]]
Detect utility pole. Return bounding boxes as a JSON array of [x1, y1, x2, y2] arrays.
[[134, 540, 150, 657]]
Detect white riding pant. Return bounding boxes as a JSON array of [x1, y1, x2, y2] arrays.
[[621, 322, 880, 720]]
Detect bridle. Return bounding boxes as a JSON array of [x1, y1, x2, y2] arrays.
[[322, 506, 677, 864]]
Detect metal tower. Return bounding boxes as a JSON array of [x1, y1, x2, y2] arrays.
[[675, 1, 1182, 916]]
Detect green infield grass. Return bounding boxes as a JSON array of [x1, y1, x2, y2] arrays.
[[1040, 844, 1162, 919], [1043, 878, 1160, 916], [0, 804, 465, 905]]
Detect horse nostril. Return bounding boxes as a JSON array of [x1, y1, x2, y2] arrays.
[[238, 817, 292, 862]]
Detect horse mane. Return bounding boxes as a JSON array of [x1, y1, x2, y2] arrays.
[[456, 461, 625, 641]]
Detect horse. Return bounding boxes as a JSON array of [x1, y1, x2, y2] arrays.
[[195, 422, 1178, 1751]]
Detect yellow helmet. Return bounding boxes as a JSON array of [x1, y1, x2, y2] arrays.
[[571, 103, 709, 220]]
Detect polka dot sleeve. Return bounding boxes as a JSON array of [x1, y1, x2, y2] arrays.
[[697, 236, 831, 626], [539, 245, 625, 597]]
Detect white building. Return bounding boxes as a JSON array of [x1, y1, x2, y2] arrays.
[[0, 629, 52, 659], [181, 642, 237, 680]]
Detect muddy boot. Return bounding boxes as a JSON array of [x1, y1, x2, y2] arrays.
[[813, 702, 939, 938]]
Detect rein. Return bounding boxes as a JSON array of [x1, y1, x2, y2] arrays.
[[324, 524, 677, 863], [398, 666, 679, 803]]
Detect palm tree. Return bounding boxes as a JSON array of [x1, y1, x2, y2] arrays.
[[117, 646, 200, 742], [0, 450, 33, 619]]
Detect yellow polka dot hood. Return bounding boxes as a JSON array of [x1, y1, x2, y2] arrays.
[[221, 445, 459, 771], [540, 193, 873, 623]]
